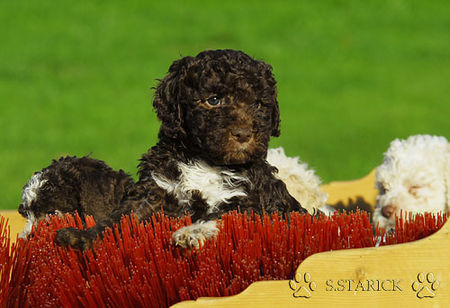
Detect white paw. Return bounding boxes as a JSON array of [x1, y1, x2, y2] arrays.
[[172, 220, 219, 248], [318, 205, 336, 216]]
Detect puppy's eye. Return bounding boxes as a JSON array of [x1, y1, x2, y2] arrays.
[[378, 184, 387, 195], [408, 185, 422, 197], [206, 96, 222, 106]]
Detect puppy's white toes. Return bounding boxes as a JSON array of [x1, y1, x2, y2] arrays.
[[172, 220, 219, 249]]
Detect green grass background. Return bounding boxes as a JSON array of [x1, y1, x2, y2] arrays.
[[1, 0, 449, 209]]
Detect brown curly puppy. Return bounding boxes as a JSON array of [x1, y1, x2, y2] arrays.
[[56, 49, 308, 250], [18, 156, 133, 238]]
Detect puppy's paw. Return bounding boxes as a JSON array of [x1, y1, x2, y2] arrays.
[[55, 227, 94, 251], [315, 205, 335, 217], [172, 221, 219, 249]]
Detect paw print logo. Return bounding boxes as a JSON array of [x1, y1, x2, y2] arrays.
[[412, 272, 440, 299], [289, 272, 316, 298]]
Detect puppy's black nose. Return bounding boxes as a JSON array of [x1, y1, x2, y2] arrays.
[[18, 203, 27, 217], [381, 204, 396, 218], [231, 127, 252, 143]]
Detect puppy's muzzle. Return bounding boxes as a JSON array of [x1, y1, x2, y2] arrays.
[[231, 127, 252, 143], [18, 203, 27, 218]]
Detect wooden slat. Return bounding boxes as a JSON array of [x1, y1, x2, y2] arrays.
[[321, 169, 378, 210]]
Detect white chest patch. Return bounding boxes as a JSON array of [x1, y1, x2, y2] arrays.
[[152, 160, 250, 213], [21, 172, 47, 208]]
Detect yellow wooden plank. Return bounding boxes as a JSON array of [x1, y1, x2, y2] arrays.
[[321, 169, 378, 210]]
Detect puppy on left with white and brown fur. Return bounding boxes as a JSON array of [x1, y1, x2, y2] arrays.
[[18, 156, 134, 239]]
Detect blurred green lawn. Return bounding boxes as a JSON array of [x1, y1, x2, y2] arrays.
[[1, 0, 449, 209]]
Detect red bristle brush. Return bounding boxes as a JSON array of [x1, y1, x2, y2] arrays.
[[0, 211, 447, 307]]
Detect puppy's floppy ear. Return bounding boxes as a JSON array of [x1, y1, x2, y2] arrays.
[[153, 57, 193, 139], [258, 60, 281, 137], [271, 98, 281, 137]]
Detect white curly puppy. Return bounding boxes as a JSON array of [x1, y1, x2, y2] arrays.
[[267, 147, 328, 214], [373, 135, 449, 231]]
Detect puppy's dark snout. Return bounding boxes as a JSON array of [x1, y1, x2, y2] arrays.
[[381, 204, 396, 218], [231, 127, 252, 143], [18, 203, 27, 217]]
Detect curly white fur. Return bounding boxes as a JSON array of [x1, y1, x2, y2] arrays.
[[373, 135, 449, 231], [19, 172, 47, 239], [152, 160, 250, 214], [267, 147, 328, 214], [21, 172, 47, 209]]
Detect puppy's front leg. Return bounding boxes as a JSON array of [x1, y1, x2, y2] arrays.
[[55, 210, 126, 250], [55, 198, 140, 250], [172, 190, 219, 248], [56, 227, 98, 250]]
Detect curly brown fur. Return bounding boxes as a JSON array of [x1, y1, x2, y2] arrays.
[[19, 156, 134, 239], [56, 49, 308, 249]]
